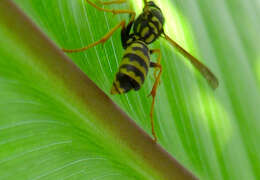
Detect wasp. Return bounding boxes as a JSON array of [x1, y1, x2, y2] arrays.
[[62, 0, 219, 142]]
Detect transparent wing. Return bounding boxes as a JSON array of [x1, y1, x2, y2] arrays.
[[163, 34, 219, 89]]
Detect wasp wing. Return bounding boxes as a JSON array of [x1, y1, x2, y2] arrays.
[[163, 34, 219, 89]]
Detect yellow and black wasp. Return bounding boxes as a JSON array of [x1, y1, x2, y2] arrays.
[[62, 0, 219, 142]]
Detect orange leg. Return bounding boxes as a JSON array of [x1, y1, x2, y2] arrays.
[[97, 0, 127, 5], [62, 20, 126, 53], [85, 0, 136, 22], [149, 49, 162, 142], [62, 0, 135, 53]]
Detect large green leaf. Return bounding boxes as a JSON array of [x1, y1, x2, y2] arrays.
[[1, 0, 259, 179]]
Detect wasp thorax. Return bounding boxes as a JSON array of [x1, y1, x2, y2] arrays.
[[133, 2, 165, 44]]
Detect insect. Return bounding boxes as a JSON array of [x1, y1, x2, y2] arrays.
[[62, 0, 219, 142]]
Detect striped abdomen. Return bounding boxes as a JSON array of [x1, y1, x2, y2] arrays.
[[111, 41, 150, 94], [133, 7, 165, 44]]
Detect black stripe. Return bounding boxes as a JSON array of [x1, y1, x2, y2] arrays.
[[123, 53, 148, 72], [132, 46, 149, 58], [116, 72, 140, 91], [148, 13, 162, 32], [148, 12, 154, 22], [148, 21, 159, 35], [120, 64, 145, 83], [143, 27, 153, 40]]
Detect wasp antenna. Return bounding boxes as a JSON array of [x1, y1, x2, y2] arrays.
[[163, 33, 219, 89]]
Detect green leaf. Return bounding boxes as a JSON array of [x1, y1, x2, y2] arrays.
[[1, 0, 260, 179]]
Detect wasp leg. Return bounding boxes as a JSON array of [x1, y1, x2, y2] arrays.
[[97, 0, 127, 5], [62, 20, 126, 53], [62, 0, 136, 53], [149, 49, 162, 142], [86, 0, 135, 21], [150, 49, 161, 80]]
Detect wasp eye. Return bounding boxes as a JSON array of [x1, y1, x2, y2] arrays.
[[146, 1, 161, 11], [147, 1, 156, 7]]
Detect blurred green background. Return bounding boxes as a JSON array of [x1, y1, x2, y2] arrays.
[[0, 0, 259, 179]]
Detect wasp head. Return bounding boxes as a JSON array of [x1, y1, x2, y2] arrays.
[[144, 1, 162, 12]]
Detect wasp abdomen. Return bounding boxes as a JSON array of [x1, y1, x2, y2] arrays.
[[111, 41, 150, 94]]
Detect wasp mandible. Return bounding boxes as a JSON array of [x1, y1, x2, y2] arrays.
[[62, 0, 219, 142]]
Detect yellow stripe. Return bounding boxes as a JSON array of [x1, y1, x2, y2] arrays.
[[123, 45, 150, 67], [134, 34, 140, 40], [119, 68, 143, 85], [126, 38, 133, 44], [115, 80, 125, 93], [148, 22, 158, 34], [122, 57, 147, 77], [130, 42, 143, 48], [152, 16, 162, 30], [131, 48, 150, 67], [141, 27, 149, 38], [136, 23, 141, 33], [145, 34, 155, 44]]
